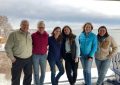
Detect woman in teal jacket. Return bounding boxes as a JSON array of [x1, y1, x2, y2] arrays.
[[79, 22, 97, 85]]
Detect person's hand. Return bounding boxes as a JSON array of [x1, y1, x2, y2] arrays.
[[107, 54, 113, 59], [88, 57, 93, 61], [87, 56, 93, 61], [60, 58, 63, 62], [75, 57, 79, 63], [11, 58, 16, 63]]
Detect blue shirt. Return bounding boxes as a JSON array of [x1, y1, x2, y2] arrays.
[[79, 32, 97, 58]]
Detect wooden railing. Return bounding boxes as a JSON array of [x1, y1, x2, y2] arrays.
[[111, 52, 120, 83]]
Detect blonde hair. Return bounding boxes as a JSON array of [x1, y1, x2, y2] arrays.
[[37, 21, 45, 28]]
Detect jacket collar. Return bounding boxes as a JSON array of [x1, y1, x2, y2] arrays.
[[19, 29, 30, 35], [36, 31, 48, 36]]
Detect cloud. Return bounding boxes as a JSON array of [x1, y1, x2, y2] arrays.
[[0, 0, 120, 29]]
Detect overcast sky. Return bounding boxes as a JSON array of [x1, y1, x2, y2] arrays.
[[0, 0, 120, 30]]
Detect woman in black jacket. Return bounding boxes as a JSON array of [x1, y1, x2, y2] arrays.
[[61, 25, 80, 85]]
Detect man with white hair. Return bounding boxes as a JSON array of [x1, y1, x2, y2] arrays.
[[5, 20, 32, 85], [32, 21, 49, 85]]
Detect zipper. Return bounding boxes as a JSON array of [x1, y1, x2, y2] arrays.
[[84, 36, 87, 56]]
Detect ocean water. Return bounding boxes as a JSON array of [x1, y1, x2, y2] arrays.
[[73, 29, 120, 52], [0, 29, 120, 51]]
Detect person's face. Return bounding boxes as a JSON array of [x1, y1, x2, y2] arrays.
[[64, 27, 70, 35], [20, 21, 29, 32], [54, 28, 61, 37], [38, 27, 45, 34], [98, 28, 106, 36], [84, 24, 92, 34]]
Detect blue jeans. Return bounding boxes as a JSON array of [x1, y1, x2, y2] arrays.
[[80, 57, 93, 85], [32, 54, 47, 85], [48, 59, 64, 85], [95, 58, 111, 85]]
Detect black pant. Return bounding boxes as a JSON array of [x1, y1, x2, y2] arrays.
[[11, 57, 32, 85], [65, 53, 78, 85]]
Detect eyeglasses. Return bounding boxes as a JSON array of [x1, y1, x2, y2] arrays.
[[38, 27, 44, 29]]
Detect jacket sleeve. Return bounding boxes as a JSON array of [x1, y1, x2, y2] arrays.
[[89, 35, 98, 57], [60, 39, 66, 60], [75, 36, 80, 58], [5, 32, 15, 61], [109, 36, 118, 58]]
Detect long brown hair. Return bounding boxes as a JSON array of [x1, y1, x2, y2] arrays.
[[62, 25, 75, 45], [98, 26, 109, 37], [51, 26, 62, 43]]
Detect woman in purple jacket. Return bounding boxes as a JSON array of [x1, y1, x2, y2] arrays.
[[48, 27, 64, 85]]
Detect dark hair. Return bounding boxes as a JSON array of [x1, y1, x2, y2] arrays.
[[51, 26, 62, 43], [62, 25, 75, 45], [82, 22, 93, 32], [98, 26, 109, 37]]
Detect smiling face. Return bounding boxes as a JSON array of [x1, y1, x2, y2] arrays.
[[98, 27, 107, 36], [84, 24, 92, 34], [20, 20, 29, 32], [37, 21, 45, 34], [53, 28, 61, 37], [38, 27, 45, 34], [63, 27, 71, 35]]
